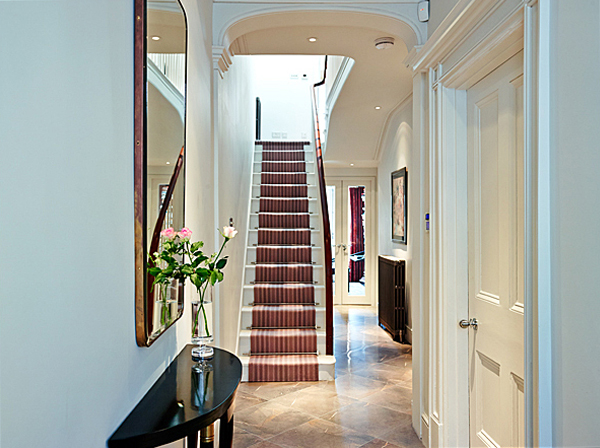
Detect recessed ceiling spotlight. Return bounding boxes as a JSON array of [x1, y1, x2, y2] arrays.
[[166, 161, 171, 165], [350, 163, 355, 166], [151, 36, 160, 41], [374, 37, 395, 50], [307, 37, 318, 43], [375, 106, 381, 110]]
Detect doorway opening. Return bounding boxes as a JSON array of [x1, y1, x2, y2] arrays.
[[327, 179, 373, 306]]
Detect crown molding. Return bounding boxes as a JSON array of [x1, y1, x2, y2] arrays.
[[407, 0, 519, 72]]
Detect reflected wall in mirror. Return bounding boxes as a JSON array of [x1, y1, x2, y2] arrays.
[[135, 0, 188, 346]]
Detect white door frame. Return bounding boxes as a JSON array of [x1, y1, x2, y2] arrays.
[[406, 1, 550, 446], [327, 176, 377, 307]]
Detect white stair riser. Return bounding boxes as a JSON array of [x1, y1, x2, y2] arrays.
[[238, 331, 327, 355], [248, 213, 320, 229], [246, 246, 323, 265], [251, 184, 318, 198], [250, 198, 319, 214], [242, 285, 326, 306], [245, 266, 324, 284], [241, 307, 326, 330], [253, 151, 315, 163], [252, 172, 317, 185]]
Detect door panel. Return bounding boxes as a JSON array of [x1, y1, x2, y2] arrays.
[[467, 52, 525, 448]]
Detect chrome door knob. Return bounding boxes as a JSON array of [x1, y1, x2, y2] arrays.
[[459, 318, 478, 330]]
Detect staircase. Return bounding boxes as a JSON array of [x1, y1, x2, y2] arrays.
[[237, 141, 335, 382]]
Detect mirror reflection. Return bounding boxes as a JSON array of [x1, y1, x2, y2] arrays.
[[145, 0, 187, 343]]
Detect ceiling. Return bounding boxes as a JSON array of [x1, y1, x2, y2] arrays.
[[230, 20, 414, 167]]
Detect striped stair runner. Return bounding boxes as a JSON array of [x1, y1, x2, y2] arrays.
[[248, 141, 319, 382]]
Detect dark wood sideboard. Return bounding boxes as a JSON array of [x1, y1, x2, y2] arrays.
[[378, 256, 411, 344], [107, 346, 242, 448]]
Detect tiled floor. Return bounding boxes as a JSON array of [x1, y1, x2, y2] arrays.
[[233, 306, 423, 448]]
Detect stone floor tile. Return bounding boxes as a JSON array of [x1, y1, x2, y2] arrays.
[[237, 306, 423, 448], [359, 439, 403, 448], [235, 391, 268, 412], [248, 442, 286, 448], [239, 381, 315, 401], [379, 421, 423, 448], [269, 385, 358, 417], [267, 418, 374, 448], [232, 428, 264, 448], [361, 384, 413, 412], [329, 373, 388, 399], [352, 363, 411, 385], [321, 401, 408, 439], [235, 401, 315, 438]]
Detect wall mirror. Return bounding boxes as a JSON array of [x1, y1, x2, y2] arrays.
[[135, 0, 188, 346]]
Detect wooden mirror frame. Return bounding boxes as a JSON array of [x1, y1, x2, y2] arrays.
[[134, 0, 188, 346]]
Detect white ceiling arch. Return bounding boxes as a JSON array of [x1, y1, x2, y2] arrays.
[[212, 6, 425, 166], [214, 7, 425, 55]]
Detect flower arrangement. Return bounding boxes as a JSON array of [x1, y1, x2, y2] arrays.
[[148, 225, 237, 336]]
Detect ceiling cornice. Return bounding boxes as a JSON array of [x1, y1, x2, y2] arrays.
[[406, 0, 515, 72]]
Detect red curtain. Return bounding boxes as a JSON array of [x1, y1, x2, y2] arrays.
[[349, 187, 365, 282]]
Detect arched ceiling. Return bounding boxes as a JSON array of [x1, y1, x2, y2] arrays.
[[226, 12, 415, 166]]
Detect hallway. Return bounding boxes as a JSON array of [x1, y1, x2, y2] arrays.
[[233, 307, 421, 448]]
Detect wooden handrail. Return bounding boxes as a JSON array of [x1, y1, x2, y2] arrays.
[[312, 56, 334, 356], [146, 146, 185, 331]]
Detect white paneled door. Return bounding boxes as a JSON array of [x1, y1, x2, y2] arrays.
[[467, 52, 525, 448], [327, 179, 373, 306]]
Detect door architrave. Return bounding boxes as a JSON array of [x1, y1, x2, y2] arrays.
[[407, 1, 547, 446]]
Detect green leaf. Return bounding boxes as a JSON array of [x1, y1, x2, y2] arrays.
[[216, 271, 224, 282], [210, 270, 217, 285], [190, 273, 204, 290], [161, 255, 176, 264], [191, 241, 204, 252], [216, 258, 228, 269], [181, 265, 194, 276], [163, 265, 174, 275], [191, 257, 206, 268], [196, 268, 210, 279], [148, 267, 161, 276]]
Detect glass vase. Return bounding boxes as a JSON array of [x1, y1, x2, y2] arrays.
[[156, 282, 175, 329], [191, 286, 214, 369]]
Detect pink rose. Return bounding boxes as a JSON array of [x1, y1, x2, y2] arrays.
[[222, 226, 238, 239], [178, 227, 192, 241], [160, 227, 176, 240]]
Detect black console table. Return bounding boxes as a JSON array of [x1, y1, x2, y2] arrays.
[[108, 345, 242, 448]]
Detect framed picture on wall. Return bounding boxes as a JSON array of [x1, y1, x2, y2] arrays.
[[392, 168, 407, 244]]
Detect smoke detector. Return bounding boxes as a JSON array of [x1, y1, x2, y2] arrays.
[[374, 37, 395, 50]]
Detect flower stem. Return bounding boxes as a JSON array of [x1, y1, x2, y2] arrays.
[[193, 282, 211, 338]]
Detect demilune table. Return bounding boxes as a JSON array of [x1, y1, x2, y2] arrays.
[[107, 345, 242, 448]]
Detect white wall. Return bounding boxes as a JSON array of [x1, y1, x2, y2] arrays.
[[215, 56, 256, 352], [0, 0, 213, 447], [252, 55, 323, 141], [377, 98, 413, 323], [548, 1, 600, 445]]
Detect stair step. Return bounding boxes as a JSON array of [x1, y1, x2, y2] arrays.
[[241, 305, 326, 329], [239, 355, 335, 382], [242, 284, 324, 306], [245, 264, 324, 285], [249, 213, 322, 230]]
